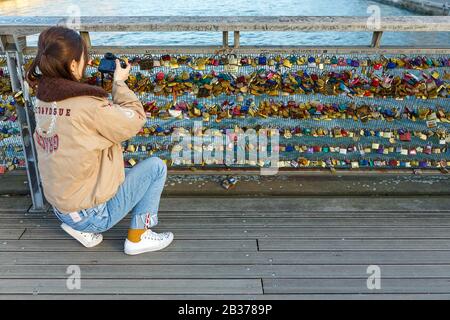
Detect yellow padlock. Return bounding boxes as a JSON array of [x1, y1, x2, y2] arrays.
[[126, 144, 136, 153]]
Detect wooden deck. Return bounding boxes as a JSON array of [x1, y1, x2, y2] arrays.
[[1, 195, 450, 299]]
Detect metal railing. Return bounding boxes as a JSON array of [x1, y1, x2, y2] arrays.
[[0, 16, 449, 211], [1, 15, 450, 54]]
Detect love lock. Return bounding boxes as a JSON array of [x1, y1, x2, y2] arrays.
[[221, 177, 238, 190]]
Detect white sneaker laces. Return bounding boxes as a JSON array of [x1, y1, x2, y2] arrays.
[[81, 231, 101, 241], [142, 229, 168, 241]]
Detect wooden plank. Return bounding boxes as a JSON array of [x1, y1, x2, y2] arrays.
[[0, 212, 48, 219], [3, 251, 450, 266], [156, 197, 450, 212], [3, 293, 450, 300], [6, 210, 450, 219], [4, 293, 450, 301], [0, 172, 28, 196], [263, 278, 450, 294], [0, 196, 31, 212], [20, 227, 450, 240], [0, 279, 262, 295], [6, 217, 450, 228], [0, 228, 24, 240], [1, 16, 449, 35], [23, 45, 450, 56], [259, 239, 450, 251], [0, 239, 257, 252], [2, 264, 450, 279], [0, 196, 439, 214]]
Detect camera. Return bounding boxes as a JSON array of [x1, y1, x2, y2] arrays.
[[98, 52, 127, 74]]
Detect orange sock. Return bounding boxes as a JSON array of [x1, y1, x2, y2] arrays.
[[127, 229, 147, 243]]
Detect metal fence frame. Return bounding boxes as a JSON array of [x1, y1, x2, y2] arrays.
[[1, 16, 449, 211]]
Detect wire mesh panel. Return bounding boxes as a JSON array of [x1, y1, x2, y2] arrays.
[[7, 52, 450, 172], [0, 55, 25, 173]]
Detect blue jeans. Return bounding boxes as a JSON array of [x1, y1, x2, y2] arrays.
[[53, 157, 167, 233]]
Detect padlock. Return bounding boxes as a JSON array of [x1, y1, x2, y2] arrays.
[[224, 54, 239, 73], [307, 56, 317, 68], [399, 132, 411, 141], [139, 55, 155, 70], [258, 54, 267, 66], [431, 71, 440, 79], [128, 158, 137, 166]]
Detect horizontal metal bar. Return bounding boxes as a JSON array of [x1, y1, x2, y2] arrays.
[[0, 16, 449, 36], [20, 45, 450, 55], [167, 168, 445, 176]]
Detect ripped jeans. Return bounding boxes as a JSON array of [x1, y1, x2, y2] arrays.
[[53, 157, 167, 233]]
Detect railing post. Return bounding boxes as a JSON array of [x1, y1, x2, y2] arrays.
[[234, 31, 240, 48], [371, 31, 383, 48], [80, 31, 91, 48], [222, 31, 229, 48], [6, 35, 48, 212]]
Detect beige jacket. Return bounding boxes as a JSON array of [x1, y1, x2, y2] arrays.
[[33, 77, 146, 213]]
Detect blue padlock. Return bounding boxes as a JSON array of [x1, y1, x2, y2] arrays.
[[419, 161, 428, 168], [258, 55, 267, 65], [386, 60, 397, 69]]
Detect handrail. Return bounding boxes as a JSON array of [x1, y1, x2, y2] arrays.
[[1, 16, 449, 55], [0, 16, 449, 35]]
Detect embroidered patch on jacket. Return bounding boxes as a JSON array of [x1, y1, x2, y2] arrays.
[[34, 132, 59, 153]]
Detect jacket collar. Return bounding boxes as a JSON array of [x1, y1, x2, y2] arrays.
[[36, 76, 108, 102]]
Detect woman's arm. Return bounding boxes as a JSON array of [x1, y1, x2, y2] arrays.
[[94, 60, 146, 143]]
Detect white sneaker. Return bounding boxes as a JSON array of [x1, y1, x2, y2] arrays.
[[124, 229, 174, 255], [60, 223, 103, 248]]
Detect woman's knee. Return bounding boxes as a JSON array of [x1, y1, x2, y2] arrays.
[[144, 157, 167, 178]]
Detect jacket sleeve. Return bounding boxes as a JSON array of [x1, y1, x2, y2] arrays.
[[94, 80, 146, 143]]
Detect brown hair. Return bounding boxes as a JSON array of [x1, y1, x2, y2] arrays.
[[26, 26, 88, 87]]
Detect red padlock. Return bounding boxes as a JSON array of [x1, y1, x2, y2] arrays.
[[313, 145, 321, 152], [156, 72, 165, 81], [373, 63, 383, 70], [371, 78, 380, 87], [399, 132, 411, 141], [389, 159, 398, 167]]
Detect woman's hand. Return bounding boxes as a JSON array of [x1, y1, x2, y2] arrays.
[[113, 59, 131, 82]]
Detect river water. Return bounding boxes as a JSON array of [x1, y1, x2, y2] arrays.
[[0, 0, 448, 47]]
